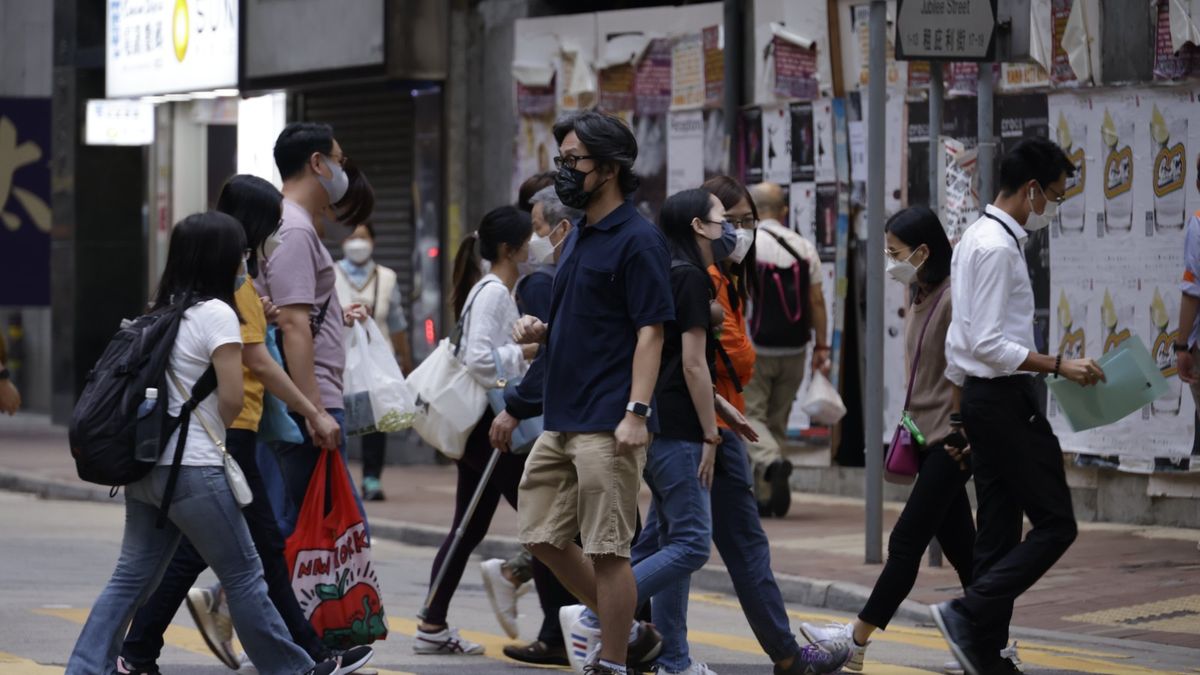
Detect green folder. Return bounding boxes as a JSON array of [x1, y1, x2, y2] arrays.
[[1047, 336, 1170, 432]]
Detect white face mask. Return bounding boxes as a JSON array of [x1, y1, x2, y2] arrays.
[[343, 239, 373, 265], [886, 248, 924, 285], [728, 228, 754, 264], [260, 230, 284, 259], [1024, 184, 1058, 232], [527, 232, 555, 265], [318, 156, 349, 205]]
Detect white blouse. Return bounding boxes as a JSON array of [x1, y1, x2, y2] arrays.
[[459, 274, 528, 387]]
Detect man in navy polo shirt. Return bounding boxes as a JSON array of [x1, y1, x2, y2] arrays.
[[514, 110, 673, 675]]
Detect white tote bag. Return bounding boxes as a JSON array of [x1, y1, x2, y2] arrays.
[[343, 320, 417, 436], [802, 371, 847, 426]]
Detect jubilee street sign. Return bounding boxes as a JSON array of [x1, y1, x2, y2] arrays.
[[895, 0, 998, 62]]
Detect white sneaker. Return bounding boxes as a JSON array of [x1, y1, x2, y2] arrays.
[[798, 621, 866, 672], [185, 583, 240, 670], [480, 558, 522, 639], [665, 662, 719, 675], [560, 604, 600, 673], [943, 641, 1023, 674], [412, 626, 485, 655]]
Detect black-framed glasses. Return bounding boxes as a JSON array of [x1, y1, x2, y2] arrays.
[[700, 218, 727, 226], [553, 155, 597, 170], [1040, 183, 1066, 204], [728, 216, 758, 228]]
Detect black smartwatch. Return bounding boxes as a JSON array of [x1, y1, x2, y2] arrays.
[[626, 401, 652, 419], [0, 367, 9, 381]]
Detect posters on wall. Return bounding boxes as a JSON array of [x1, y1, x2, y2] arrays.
[[763, 105, 792, 184], [512, 113, 557, 199], [740, 107, 764, 184], [671, 33, 704, 110], [1047, 89, 1197, 465], [1154, 0, 1200, 81], [813, 99, 837, 183], [599, 64, 636, 111], [790, 102, 815, 182], [0, 98, 51, 306], [631, 113, 668, 221], [1050, 0, 1080, 85], [703, 108, 727, 179], [773, 38, 820, 101], [667, 110, 705, 196], [634, 38, 673, 116], [703, 26, 724, 108]]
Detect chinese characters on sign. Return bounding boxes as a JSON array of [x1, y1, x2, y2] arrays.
[[895, 0, 996, 62]]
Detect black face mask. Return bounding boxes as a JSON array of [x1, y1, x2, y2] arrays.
[[555, 165, 606, 210]]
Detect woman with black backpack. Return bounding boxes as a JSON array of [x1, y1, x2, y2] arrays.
[[67, 211, 339, 675]]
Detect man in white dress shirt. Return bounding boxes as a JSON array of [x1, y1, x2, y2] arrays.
[[931, 138, 1104, 675]]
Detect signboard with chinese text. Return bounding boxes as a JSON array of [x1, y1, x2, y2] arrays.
[[895, 0, 997, 62], [106, 0, 238, 98]]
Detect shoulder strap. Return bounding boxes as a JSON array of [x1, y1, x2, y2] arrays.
[[715, 342, 743, 393], [311, 295, 332, 333], [155, 365, 217, 528], [452, 278, 503, 357], [760, 227, 807, 265], [903, 285, 949, 409], [983, 212, 1024, 260]]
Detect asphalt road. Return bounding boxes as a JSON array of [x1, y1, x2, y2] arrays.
[[0, 491, 1196, 675]]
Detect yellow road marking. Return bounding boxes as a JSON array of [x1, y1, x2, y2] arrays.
[[687, 630, 936, 674], [0, 651, 62, 675], [34, 608, 415, 675], [690, 593, 1188, 675]]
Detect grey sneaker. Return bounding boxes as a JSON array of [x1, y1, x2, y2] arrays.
[[185, 583, 239, 670], [944, 641, 1023, 674], [799, 621, 865, 671]]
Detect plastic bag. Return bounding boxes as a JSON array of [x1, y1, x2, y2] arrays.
[[406, 338, 488, 460], [802, 371, 846, 426], [343, 320, 416, 436], [285, 449, 388, 648]]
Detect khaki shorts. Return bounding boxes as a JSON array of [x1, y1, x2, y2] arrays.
[[517, 431, 647, 558]]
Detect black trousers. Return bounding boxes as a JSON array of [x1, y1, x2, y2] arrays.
[[361, 431, 387, 481], [122, 429, 327, 666], [859, 442, 975, 629], [956, 376, 1077, 661]]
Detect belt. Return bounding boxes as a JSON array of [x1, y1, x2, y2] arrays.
[[964, 373, 1034, 386]]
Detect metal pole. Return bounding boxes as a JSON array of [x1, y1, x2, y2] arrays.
[[977, 63, 995, 203], [864, 0, 886, 565], [926, 62, 944, 569], [723, 0, 744, 175]]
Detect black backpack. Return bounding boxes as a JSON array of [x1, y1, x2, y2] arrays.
[[69, 296, 217, 524], [750, 228, 813, 348]]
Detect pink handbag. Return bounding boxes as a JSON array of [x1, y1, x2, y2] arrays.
[[885, 286, 948, 485]]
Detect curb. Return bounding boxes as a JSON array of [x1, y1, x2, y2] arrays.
[[0, 469, 927, 624]]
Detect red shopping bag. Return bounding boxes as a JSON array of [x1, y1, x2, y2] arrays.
[[285, 448, 388, 647]]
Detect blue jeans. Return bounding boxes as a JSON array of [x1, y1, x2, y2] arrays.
[[629, 436, 713, 672], [66, 466, 313, 675], [269, 409, 367, 537], [709, 429, 801, 664]]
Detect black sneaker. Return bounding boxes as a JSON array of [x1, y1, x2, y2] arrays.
[[117, 656, 161, 675], [626, 621, 663, 668], [582, 664, 621, 675], [503, 640, 569, 666], [304, 660, 338, 675], [930, 601, 984, 675], [766, 459, 794, 517], [330, 645, 373, 675]]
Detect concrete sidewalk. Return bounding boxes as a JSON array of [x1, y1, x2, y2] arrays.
[[3, 414, 1199, 651]]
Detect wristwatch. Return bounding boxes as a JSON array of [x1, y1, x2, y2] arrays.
[[0, 367, 9, 381], [1174, 342, 1190, 354], [626, 401, 652, 419]]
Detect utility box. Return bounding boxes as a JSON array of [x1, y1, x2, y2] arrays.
[[995, 0, 1033, 63]]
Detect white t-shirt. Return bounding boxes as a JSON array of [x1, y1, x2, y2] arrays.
[[158, 300, 243, 467]]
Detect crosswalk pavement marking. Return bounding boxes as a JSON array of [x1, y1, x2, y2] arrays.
[[0, 651, 63, 675], [689, 593, 1188, 675], [32, 607, 415, 675]]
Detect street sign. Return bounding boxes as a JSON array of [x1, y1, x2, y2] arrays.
[[895, 0, 998, 62]]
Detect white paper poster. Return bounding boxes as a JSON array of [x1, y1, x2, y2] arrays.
[[667, 110, 705, 196], [763, 105, 792, 184], [1046, 89, 1198, 463], [813, 99, 837, 183], [790, 182, 818, 243]]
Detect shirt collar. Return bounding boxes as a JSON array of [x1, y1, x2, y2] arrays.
[[580, 200, 638, 232], [984, 204, 1028, 241]]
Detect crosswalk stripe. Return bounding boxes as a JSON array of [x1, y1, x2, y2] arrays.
[[33, 608, 415, 675], [0, 650, 63, 675], [689, 593, 1189, 675]]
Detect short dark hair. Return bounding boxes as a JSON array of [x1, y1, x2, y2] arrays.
[[885, 206, 952, 287], [274, 122, 334, 181], [451, 206, 533, 317], [216, 174, 282, 279], [553, 110, 641, 195], [351, 221, 376, 240], [152, 211, 246, 322], [703, 175, 758, 308], [659, 188, 713, 269], [517, 171, 556, 212], [997, 137, 1076, 195]]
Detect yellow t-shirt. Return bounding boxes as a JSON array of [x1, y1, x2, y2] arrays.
[[231, 282, 267, 432]]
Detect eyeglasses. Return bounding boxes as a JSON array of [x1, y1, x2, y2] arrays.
[[700, 218, 728, 227], [553, 155, 597, 170], [1040, 184, 1066, 204], [728, 216, 758, 228]]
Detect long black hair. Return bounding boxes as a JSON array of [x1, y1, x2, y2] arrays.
[[703, 175, 758, 312], [659, 188, 713, 270], [451, 205, 533, 317], [151, 211, 246, 321], [216, 174, 281, 279], [884, 206, 952, 287]]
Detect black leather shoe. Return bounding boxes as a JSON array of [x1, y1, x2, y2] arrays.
[[930, 601, 984, 675], [502, 640, 568, 666]]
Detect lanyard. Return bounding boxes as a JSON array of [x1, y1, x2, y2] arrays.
[[984, 212, 1025, 260]]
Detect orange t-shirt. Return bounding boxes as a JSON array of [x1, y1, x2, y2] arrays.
[[708, 265, 756, 426]]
